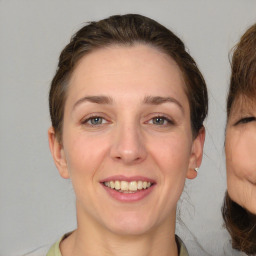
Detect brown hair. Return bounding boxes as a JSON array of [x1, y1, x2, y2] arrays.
[[227, 23, 256, 117], [49, 14, 208, 142], [222, 193, 256, 255], [222, 23, 256, 255]]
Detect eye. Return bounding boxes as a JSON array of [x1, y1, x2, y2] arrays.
[[148, 116, 174, 126], [82, 116, 107, 126], [235, 116, 256, 125]]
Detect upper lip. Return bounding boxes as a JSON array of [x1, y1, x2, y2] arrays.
[[100, 175, 156, 183]]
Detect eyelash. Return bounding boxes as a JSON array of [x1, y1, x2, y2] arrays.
[[81, 114, 175, 127], [81, 115, 108, 126], [147, 115, 174, 126], [235, 116, 256, 125]]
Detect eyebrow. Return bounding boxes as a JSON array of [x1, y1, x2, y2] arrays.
[[73, 95, 113, 110], [72, 95, 184, 113], [143, 96, 184, 113]]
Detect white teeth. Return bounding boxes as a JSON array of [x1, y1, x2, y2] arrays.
[[115, 181, 120, 190], [129, 181, 137, 191], [110, 181, 115, 189], [104, 180, 152, 192], [121, 181, 129, 191]]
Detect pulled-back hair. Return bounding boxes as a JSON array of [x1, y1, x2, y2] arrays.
[[49, 14, 208, 142], [223, 23, 256, 255]]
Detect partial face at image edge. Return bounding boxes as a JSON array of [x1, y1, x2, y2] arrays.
[[226, 97, 256, 214]]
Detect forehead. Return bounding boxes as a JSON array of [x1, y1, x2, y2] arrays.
[[68, 44, 186, 99], [230, 94, 256, 117]]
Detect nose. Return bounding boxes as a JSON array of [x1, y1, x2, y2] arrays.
[[110, 122, 147, 165]]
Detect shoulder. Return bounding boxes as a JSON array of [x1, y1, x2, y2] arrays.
[[176, 235, 189, 256], [46, 232, 73, 256], [46, 236, 63, 256]]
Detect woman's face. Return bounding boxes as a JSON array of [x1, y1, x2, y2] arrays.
[[226, 98, 256, 213], [49, 44, 204, 236]]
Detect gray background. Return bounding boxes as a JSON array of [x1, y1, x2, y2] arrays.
[[1, 1, 256, 255]]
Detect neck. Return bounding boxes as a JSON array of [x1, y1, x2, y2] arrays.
[[61, 203, 178, 256]]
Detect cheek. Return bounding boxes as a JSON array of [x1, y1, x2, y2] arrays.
[[63, 133, 109, 179], [226, 131, 256, 182], [149, 132, 192, 175], [150, 134, 191, 211]]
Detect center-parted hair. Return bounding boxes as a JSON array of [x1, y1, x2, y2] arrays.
[[49, 14, 208, 142]]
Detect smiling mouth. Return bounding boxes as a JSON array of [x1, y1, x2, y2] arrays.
[[103, 180, 153, 193]]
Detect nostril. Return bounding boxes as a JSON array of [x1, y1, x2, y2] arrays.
[[110, 131, 147, 164], [113, 152, 144, 164]]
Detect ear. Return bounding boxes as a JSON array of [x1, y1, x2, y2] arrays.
[[186, 126, 205, 180], [48, 127, 70, 179]]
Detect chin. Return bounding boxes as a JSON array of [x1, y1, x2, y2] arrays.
[[104, 212, 156, 236]]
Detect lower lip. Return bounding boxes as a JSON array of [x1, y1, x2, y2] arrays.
[[102, 184, 155, 202]]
